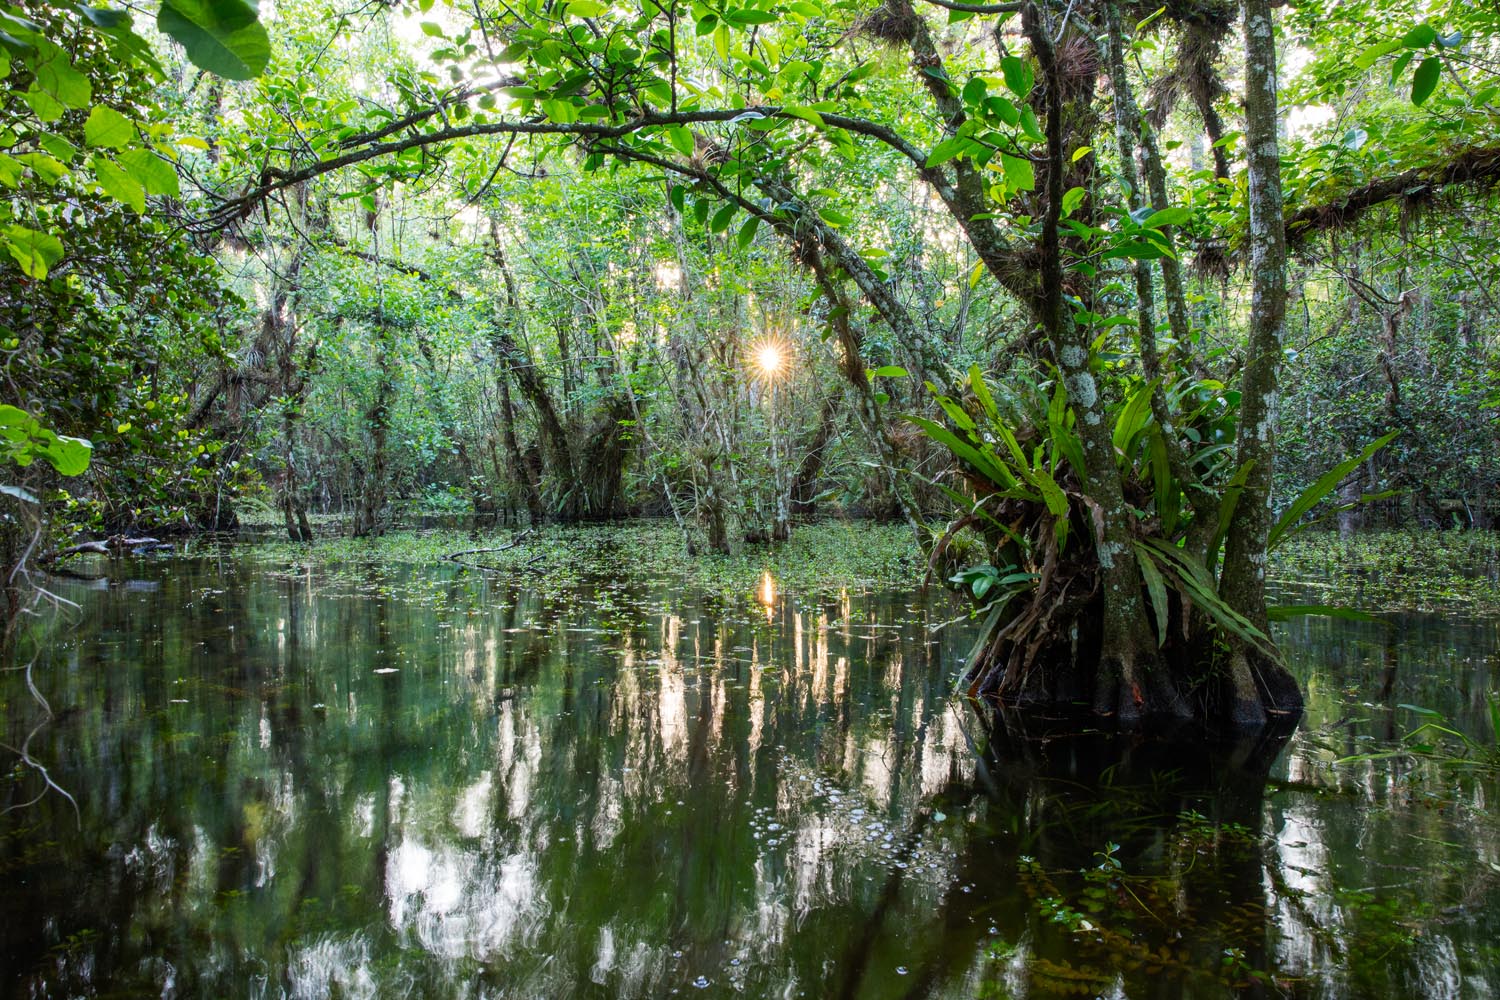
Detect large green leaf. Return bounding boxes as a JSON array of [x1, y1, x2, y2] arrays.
[[84, 105, 136, 148], [1135, 545, 1170, 647], [117, 149, 180, 196], [1269, 430, 1398, 550], [1137, 538, 1274, 655], [92, 155, 145, 212], [904, 414, 1022, 493], [40, 435, 92, 476], [157, 0, 270, 81], [3, 225, 64, 278], [33, 47, 92, 109], [1111, 378, 1159, 458], [1410, 55, 1440, 105]]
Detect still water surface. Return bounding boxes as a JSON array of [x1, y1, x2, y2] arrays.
[[2, 552, 1498, 998]]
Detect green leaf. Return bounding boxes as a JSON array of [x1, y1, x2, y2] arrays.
[[92, 155, 145, 212], [39, 134, 77, 162], [724, 8, 778, 26], [666, 125, 695, 157], [1209, 460, 1254, 565], [565, 0, 606, 16], [1138, 538, 1274, 655], [736, 214, 760, 249], [1000, 152, 1033, 192], [22, 89, 66, 123], [1111, 378, 1158, 456], [1355, 37, 1401, 69], [925, 135, 968, 168], [782, 105, 825, 127], [40, 435, 91, 476], [968, 365, 997, 421], [34, 48, 92, 108], [870, 365, 908, 378], [73, 3, 132, 29], [999, 55, 1032, 97], [1411, 55, 1440, 105], [419, 20, 444, 36], [3, 225, 65, 279], [710, 201, 737, 233], [84, 105, 136, 148], [157, 0, 271, 81], [117, 148, 180, 196], [1141, 206, 1189, 229], [1047, 382, 1086, 484], [1061, 186, 1086, 216], [1136, 546, 1170, 647], [1401, 23, 1436, 48], [904, 415, 1021, 492], [16, 153, 69, 185], [818, 207, 851, 226], [1269, 430, 1399, 549]]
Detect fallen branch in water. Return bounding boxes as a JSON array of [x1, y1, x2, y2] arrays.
[[46, 535, 172, 564], [445, 528, 535, 569]]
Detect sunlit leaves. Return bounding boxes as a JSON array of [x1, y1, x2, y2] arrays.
[[91, 154, 145, 212]]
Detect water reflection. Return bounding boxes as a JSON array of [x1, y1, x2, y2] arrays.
[[1, 561, 1497, 998]]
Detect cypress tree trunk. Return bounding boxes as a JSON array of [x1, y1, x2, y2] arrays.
[[1218, 0, 1302, 724], [1025, 2, 1186, 724]]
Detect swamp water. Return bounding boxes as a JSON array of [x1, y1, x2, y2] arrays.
[[2, 553, 1498, 998]]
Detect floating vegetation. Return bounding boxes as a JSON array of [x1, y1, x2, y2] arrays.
[[1272, 529, 1500, 613], [244, 520, 926, 613]]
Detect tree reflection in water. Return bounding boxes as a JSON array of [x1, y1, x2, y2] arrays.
[[1, 559, 1497, 998]]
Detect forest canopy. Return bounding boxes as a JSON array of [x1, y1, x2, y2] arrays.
[[3, 0, 1499, 727]]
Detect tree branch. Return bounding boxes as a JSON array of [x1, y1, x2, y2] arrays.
[[1286, 145, 1500, 247]]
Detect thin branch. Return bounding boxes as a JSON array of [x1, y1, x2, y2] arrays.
[[916, 0, 1021, 12]]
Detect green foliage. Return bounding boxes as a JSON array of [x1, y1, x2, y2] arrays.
[[156, 0, 270, 80], [911, 363, 1273, 678], [0, 404, 91, 477]]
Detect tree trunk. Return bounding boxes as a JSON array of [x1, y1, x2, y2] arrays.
[[496, 368, 543, 525], [790, 392, 841, 515], [1218, 0, 1303, 724], [352, 320, 395, 538], [1027, 2, 1185, 725]]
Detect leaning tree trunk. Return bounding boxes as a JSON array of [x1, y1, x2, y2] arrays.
[[1217, 0, 1303, 725]]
